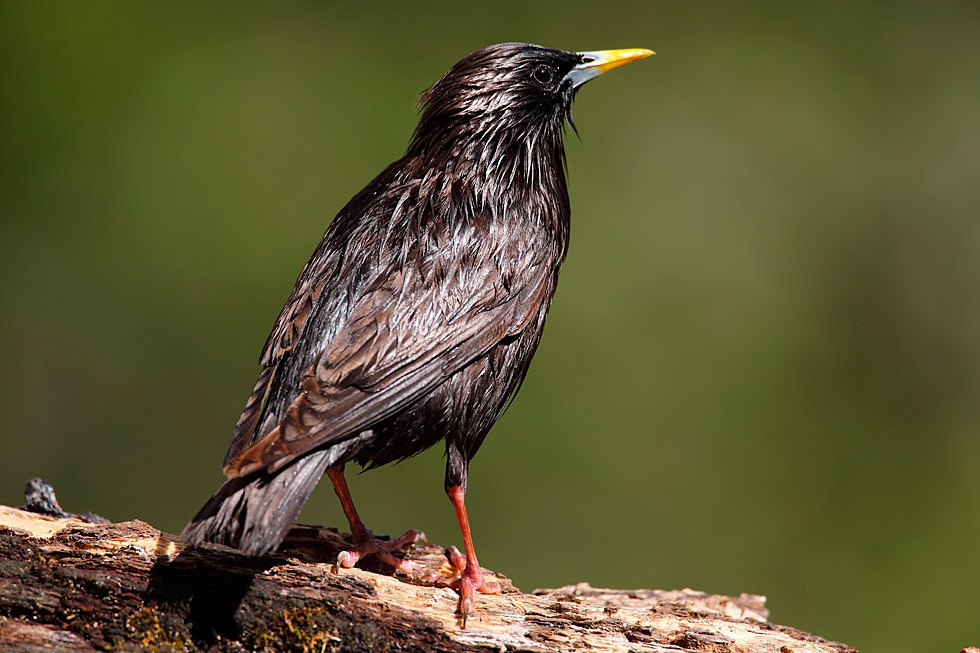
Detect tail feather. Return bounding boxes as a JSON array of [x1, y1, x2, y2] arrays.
[[181, 448, 333, 556]]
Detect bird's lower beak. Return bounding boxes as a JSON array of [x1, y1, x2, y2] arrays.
[[564, 48, 655, 88]]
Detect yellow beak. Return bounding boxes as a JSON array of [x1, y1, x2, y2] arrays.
[[566, 48, 655, 87]]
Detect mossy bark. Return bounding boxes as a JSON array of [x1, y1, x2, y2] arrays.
[[0, 505, 856, 652]]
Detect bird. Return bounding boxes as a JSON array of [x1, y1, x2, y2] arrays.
[[181, 42, 653, 622]]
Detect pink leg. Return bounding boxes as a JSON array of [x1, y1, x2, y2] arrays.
[[446, 484, 501, 625], [326, 465, 426, 576]]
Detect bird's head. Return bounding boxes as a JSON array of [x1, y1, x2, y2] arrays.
[[408, 43, 653, 160]]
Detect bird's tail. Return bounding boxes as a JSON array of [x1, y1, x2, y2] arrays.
[[181, 448, 333, 556]]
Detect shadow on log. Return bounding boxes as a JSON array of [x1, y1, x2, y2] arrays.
[[0, 504, 857, 652]]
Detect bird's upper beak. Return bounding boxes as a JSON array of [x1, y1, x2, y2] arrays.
[[564, 48, 655, 88]]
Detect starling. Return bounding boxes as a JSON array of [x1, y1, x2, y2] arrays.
[[182, 42, 653, 621]]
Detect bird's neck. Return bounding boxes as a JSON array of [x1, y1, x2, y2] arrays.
[[408, 119, 570, 220]]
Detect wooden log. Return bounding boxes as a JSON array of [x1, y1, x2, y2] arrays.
[[0, 504, 857, 652]]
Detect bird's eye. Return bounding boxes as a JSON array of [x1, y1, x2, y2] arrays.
[[532, 64, 555, 87]]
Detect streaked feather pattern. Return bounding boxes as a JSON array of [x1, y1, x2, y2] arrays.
[[183, 43, 583, 554]]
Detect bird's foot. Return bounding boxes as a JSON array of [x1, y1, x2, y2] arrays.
[[444, 545, 501, 626], [335, 528, 426, 577]]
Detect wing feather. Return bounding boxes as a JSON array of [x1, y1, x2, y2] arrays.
[[223, 260, 551, 478]]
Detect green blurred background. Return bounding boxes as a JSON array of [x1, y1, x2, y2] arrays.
[[2, 2, 978, 651]]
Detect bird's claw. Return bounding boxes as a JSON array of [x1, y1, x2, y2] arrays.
[[446, 544, 467, 571], [386, 528, 427, 549], [334, 528, 426, 578], [444, 545, 501, 626]]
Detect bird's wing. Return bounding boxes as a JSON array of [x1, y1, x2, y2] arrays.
[[223, 162, 408, 464], [222, 254, 334, 468], [222, 257, 553, 478]]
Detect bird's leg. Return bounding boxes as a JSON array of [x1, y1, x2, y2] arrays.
[[326, 464, 425, 576], [445, 483, 501, 625]]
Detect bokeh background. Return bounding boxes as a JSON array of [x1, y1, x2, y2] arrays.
[[2, 2, 978, 651]]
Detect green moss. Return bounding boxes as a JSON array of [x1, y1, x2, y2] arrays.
[[246, 605, 342, 653], [125, 606, 190, 651]]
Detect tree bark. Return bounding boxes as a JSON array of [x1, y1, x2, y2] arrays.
[[0, 504, 857, 652]]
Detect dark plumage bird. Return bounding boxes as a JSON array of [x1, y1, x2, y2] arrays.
[[182, 42, 652, 620]]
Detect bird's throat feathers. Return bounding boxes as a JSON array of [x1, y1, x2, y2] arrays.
[[406, 98, 569, 210]]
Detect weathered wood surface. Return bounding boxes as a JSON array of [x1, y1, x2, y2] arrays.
[[0, 504, 857, 652]]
